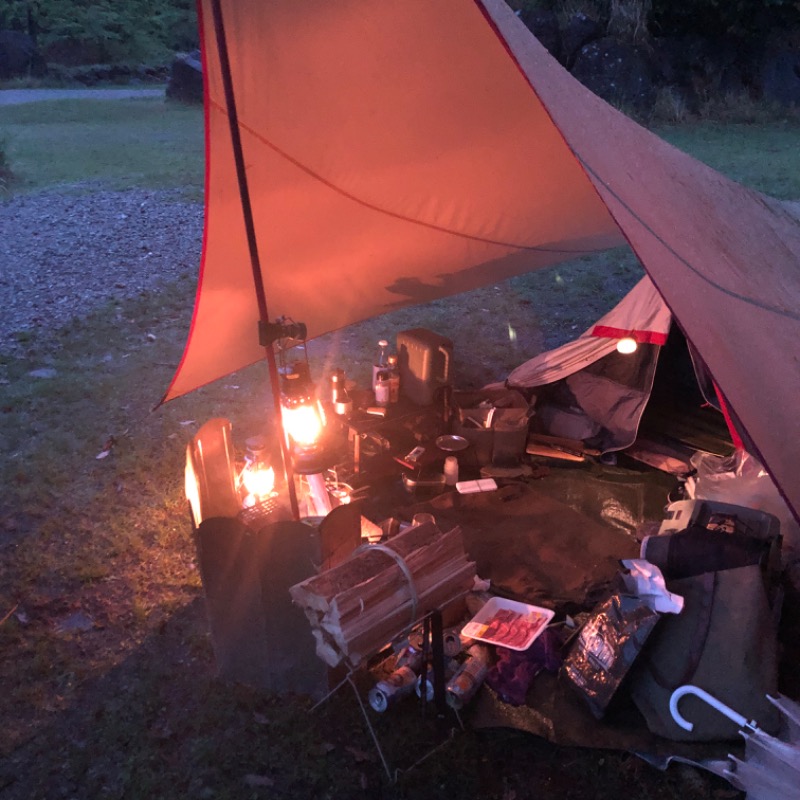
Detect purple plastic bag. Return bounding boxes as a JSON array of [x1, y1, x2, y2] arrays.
[[485, 627, 563, 706]]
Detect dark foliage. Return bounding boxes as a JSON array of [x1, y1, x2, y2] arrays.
[[0, 0, 198, 65], [515, 0, 800, 42], [652, 0, 800, 39]]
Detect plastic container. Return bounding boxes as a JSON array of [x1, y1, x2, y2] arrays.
[[372, 339, 389, 392], [461, 596, 554, 651]]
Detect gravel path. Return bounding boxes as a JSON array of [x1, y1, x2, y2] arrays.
[[0, 188, 203, 353], [0, 87, 165, 105]]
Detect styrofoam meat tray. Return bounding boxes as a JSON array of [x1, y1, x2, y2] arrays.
[[461, 597, 554, 651]]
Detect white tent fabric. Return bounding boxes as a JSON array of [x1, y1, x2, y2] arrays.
[[506, 276, 671, 388], [164, 0, 800, 523]]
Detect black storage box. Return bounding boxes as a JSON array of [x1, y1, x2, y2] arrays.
[[451, 387, 531, 466]]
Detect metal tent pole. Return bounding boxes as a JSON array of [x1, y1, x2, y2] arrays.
[[208, 0, 300, 520]]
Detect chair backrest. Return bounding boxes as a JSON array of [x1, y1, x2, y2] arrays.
[[185, 417, 241, 526], [318, 503, 361, 572]]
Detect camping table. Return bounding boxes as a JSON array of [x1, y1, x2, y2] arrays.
[[328, 398, 446, 475]]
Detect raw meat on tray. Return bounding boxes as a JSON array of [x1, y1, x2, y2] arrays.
[[462, 598, 554, 651]]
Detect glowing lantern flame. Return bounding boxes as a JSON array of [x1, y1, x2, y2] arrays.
[[282, 401, 325, 447], [279, 364, 331, 481], [616, 336, 638, 355], [242, 463, 276, 500], [239, 435, 277, 506]]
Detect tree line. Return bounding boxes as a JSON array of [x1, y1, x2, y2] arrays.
[[0, 0, 197, 65], [1, 0, 798, 68], [519, 0, 800, 40]]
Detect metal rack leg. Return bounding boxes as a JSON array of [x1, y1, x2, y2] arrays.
[[307, 612, 461, 783], [346, 674, 394, 781]]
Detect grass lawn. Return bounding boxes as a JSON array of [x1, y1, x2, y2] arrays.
[[1, 98, 204, 197], [655, 118, 800, 199]]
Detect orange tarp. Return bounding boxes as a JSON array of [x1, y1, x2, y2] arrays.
[[165, 0, 800, 522]]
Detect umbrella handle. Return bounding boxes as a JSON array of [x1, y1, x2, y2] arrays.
[[670, 685, 749, 732]]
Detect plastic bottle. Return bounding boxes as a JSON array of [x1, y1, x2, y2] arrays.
[[372, 339, 389, 392]]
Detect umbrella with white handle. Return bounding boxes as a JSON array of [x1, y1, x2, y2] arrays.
[[671, 684, 800, 800]]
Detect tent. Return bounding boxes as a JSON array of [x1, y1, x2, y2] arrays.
[[164, 0, 800, 526], [502, 275, 731, 458]]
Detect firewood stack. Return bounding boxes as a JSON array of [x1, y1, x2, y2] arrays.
[[289, 520, 476, 668]]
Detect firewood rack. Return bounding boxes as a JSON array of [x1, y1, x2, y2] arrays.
[[310, 607, 464, 782]]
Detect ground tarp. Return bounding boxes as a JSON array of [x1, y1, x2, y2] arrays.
[[165, 0, 800, 525]]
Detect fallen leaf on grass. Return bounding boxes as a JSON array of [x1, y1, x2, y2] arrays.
[[243, 774, 274, 788], [96, 436, 117, 460]]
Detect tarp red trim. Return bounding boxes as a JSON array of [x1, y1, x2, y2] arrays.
[[713, 380, 745, 451], [591, 325, 669, 345]]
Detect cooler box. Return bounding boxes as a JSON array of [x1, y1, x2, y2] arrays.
[[396, 328, 453, 406]]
